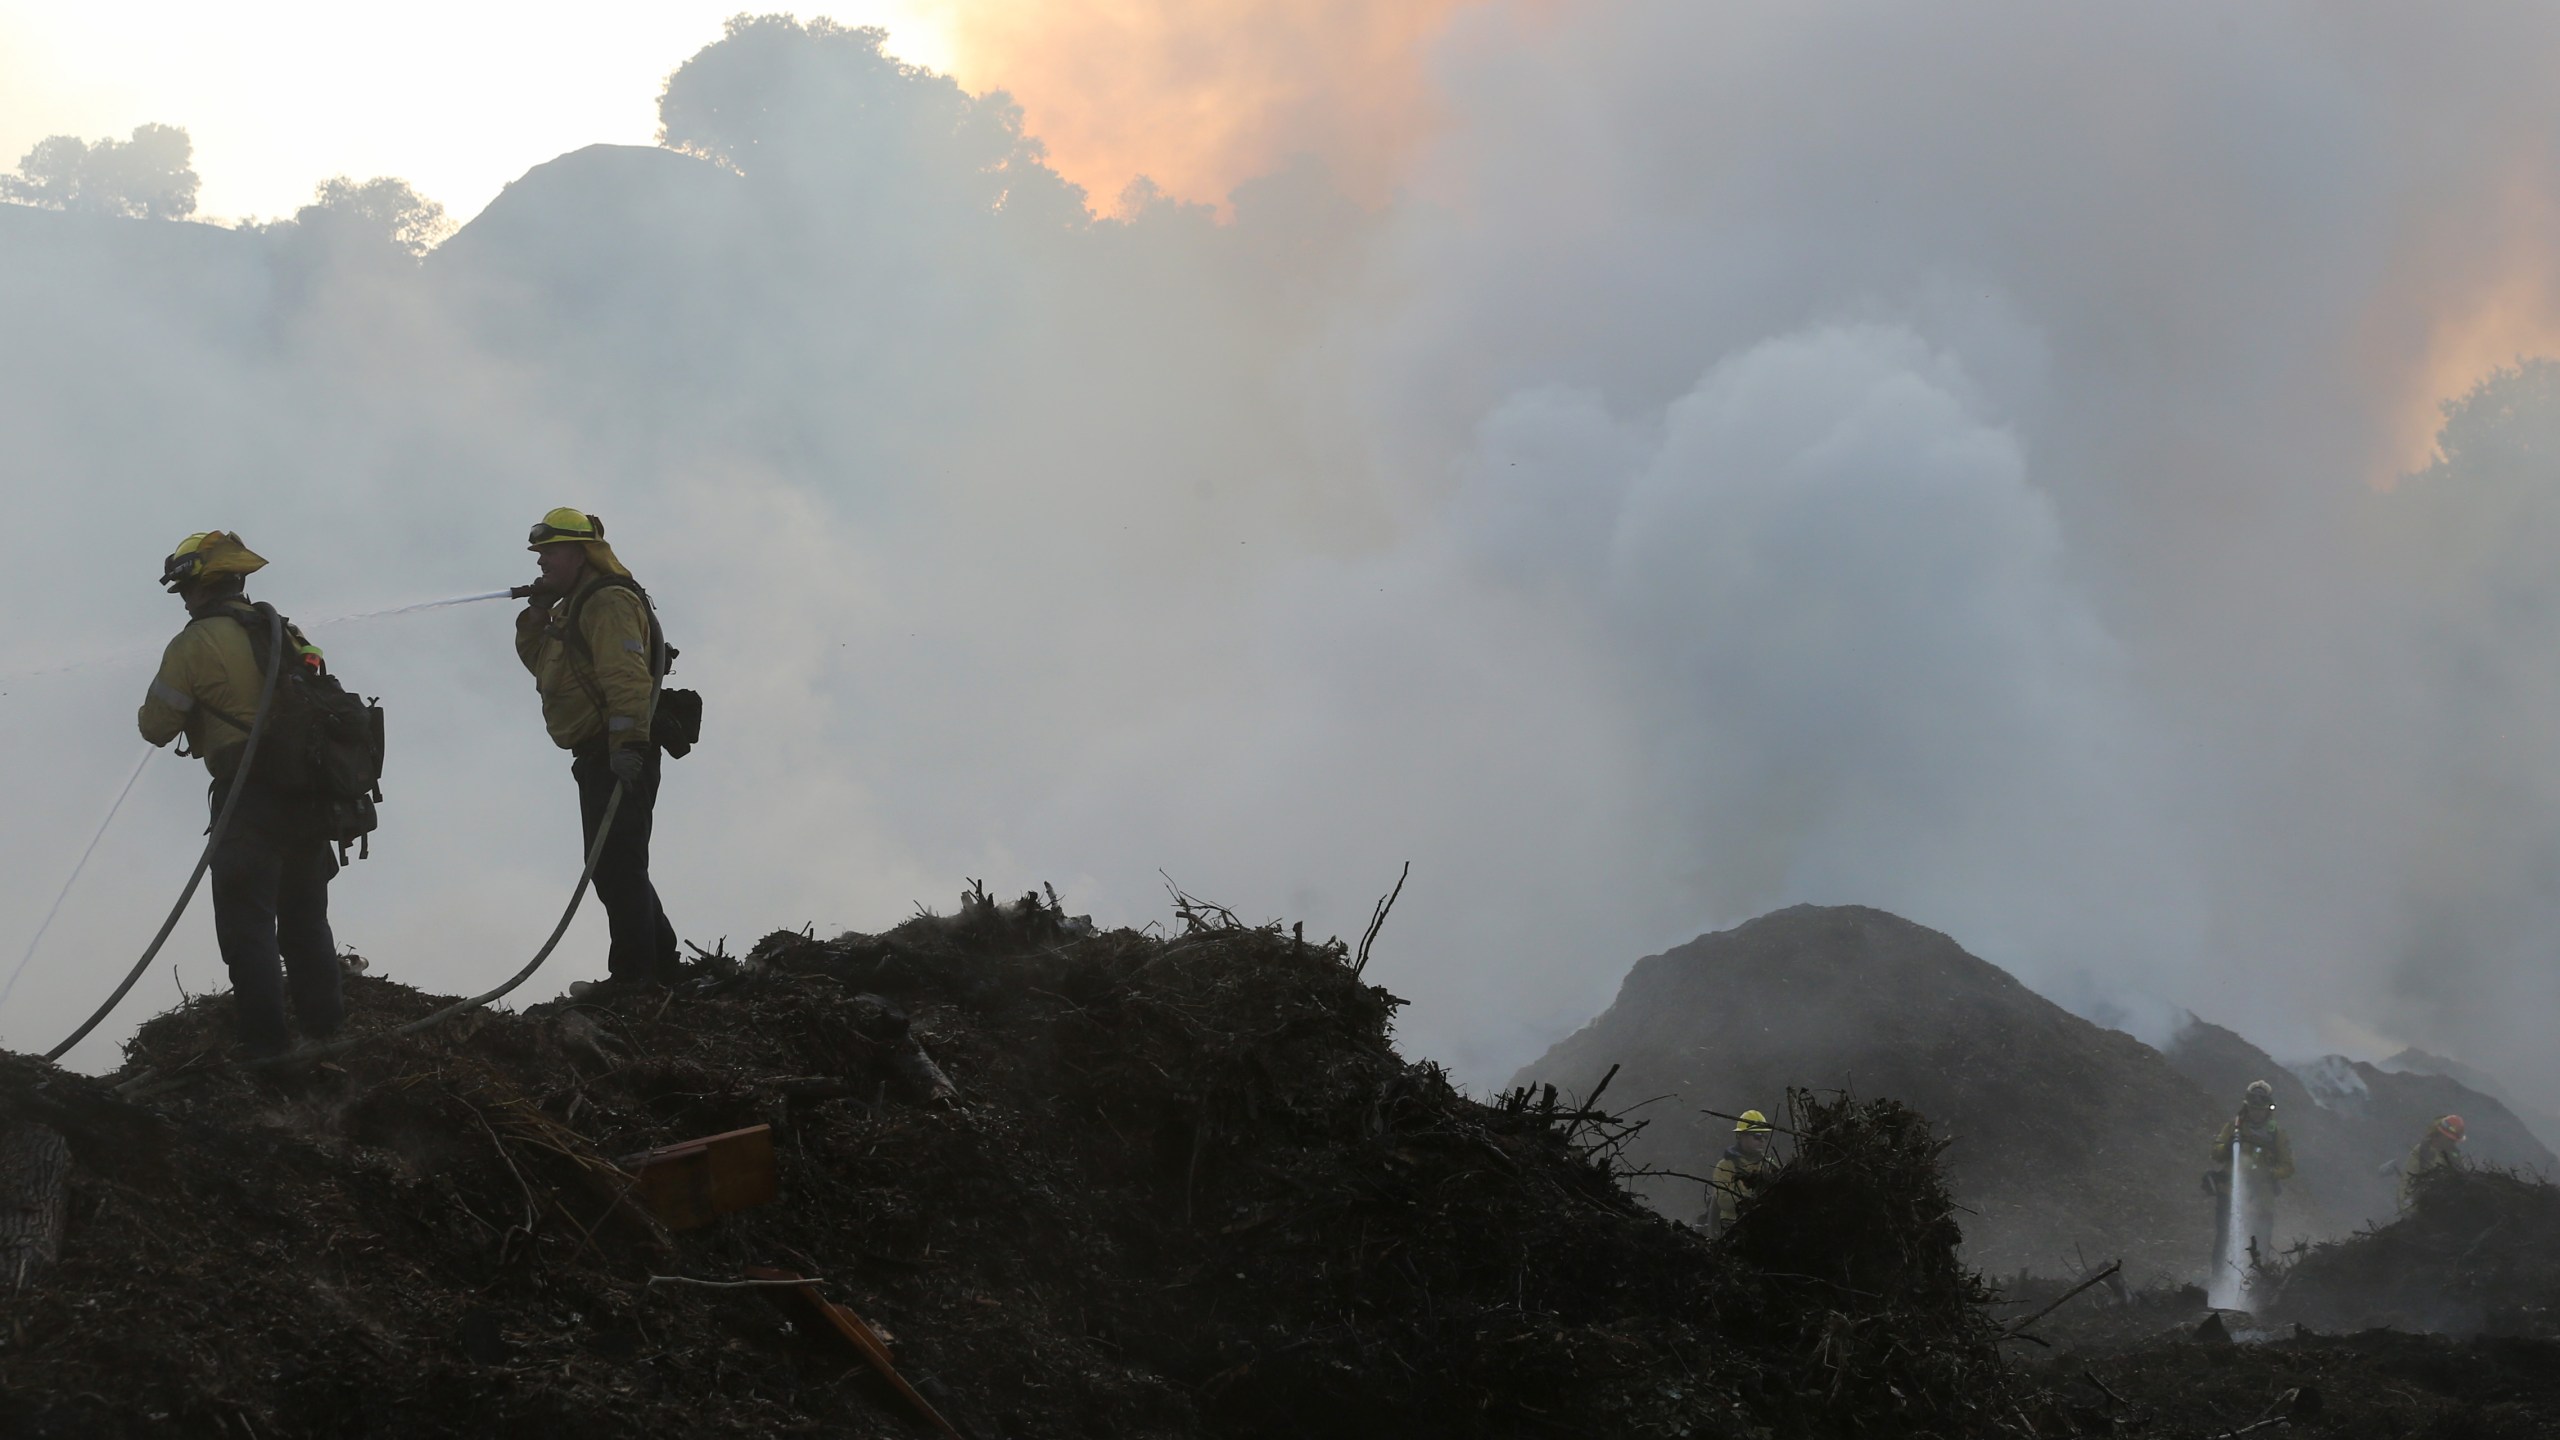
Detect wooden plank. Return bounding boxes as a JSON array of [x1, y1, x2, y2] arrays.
[[617, 1124, 777, 1231], [746, 1265, 963, 1438]]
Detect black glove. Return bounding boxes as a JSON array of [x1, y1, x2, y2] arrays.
[[609, 745, 646, 787]]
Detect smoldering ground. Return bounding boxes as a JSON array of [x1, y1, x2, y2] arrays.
[[6, 4, 2560, 1112]]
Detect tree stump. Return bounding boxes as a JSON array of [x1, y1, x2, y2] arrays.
[[0, 1123, 69, 1290]]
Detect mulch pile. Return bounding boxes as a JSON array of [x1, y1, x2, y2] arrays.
[[2071, 1328, 2560, 1438], [1991, 1168, 2560, 1436], [0, 887, 2043, 1439], [1714, 1091, 2024, 1433], [2272, 1166, 2560, 1337]]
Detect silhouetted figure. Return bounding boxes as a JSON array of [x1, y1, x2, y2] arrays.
[[515, 509, 680, 996], [136, 532, 345, 1056], [2385, 1114, 2465, 1212]]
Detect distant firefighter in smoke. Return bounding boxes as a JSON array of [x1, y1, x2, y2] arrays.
[[2384, 1113, 2465, 1212], [2208, 1079, 2295, 1267], [1702, 1109, 1776, 1235]]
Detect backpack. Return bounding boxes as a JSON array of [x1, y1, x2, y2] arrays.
[[561, 576, 703, 759], [205, 602, 386, 861]]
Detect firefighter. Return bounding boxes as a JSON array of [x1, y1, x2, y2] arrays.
[[136, 532, 346, 1057], [516, 509, 681, 995], [2208, 1079, 2294, 1265], [2389, 1114, 2465, 1212], [1703, 1109, 1777, 1235]]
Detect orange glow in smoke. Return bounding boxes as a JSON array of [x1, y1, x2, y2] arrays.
[[2372, 175, 2560, 488], [2386, 274, 2560, 485], [932, 0, 1481, 214]]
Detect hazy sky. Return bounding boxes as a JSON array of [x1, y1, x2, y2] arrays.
[[0, 0, 1461, 221], [0, 2, 957, 220]]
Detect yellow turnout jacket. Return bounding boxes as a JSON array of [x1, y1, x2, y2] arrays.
[[2212, 1115, 2296, 1184], [136, 599, 315, 776], [517, 574, 656, 751], [1704, 1146, 1774, 1233], [2397, 1138, 2460, 1211]]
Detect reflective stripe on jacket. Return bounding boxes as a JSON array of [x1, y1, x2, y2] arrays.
[[136, 600, 308, 775], [517, 577, 654, 750]]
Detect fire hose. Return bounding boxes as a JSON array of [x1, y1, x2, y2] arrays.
[[29, 587, 663, 1098]]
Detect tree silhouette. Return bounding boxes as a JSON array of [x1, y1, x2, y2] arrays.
[[2396, 359, 2560, 623], [0, 124, 199, 220], [293, 176, 450, 256], [658, 16, 1085, 228], [2414, 359, 2560, 492]]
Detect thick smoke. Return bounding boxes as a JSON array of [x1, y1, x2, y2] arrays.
[[1370, 0, 2560, 1084], [8, 5, 2560, 1108], [1603, 327, 2201, 1019], [938, 0, 1474, 211]]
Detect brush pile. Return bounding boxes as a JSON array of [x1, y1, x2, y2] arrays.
[[0, 887, 2043, 1439], [1710, 1090, 2026, 1434], [2273, 1166, 2560, 1336], [2006, 1169, 2560, 1436]]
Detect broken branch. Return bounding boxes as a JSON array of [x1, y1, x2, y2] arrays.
[[1352, 861, 1410, 979], [647, 1274, 827, 1292], [1997, 1260, 2122, 1339]]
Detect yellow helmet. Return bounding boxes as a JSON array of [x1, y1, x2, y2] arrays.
[[527, 508, 604, 550], [161, 531, 267, 592], [1735, 1109, 1772, 1134]]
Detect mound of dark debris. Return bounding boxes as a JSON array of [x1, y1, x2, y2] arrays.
[[0, 889, 2050, 1439], [1980, 1169, 2560, 1438], [2071, 1327, 2560, 1439], [2271, 1166, 2560, 1337], [1715, 1091, 2022, 1432]]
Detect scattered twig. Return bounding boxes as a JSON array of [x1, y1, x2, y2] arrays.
[[2208, 1387, 2320, 1439], [1159, 872, 1244, 934], [465, 1105, 540, 1262], [647, 1274, 827, 1292], [1581, 1063, 1622, 1115], [2080, 1368, 2132, 1411], [1352, 862, 1409, 979], [1621, 1167, 1722, 1187], [1998, 1260, 2122, 1339]]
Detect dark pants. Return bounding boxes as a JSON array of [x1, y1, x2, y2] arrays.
[[573, 743, 679, 982], [207, 783, 344, 1053]]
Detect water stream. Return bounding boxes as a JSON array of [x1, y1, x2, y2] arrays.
[[0, 589, 517, 687], [2207, 1141, 2251, 1310], [1, 745, 158, 1011]]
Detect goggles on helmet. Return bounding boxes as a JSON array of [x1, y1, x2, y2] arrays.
[[528, 517, 601, 546]]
